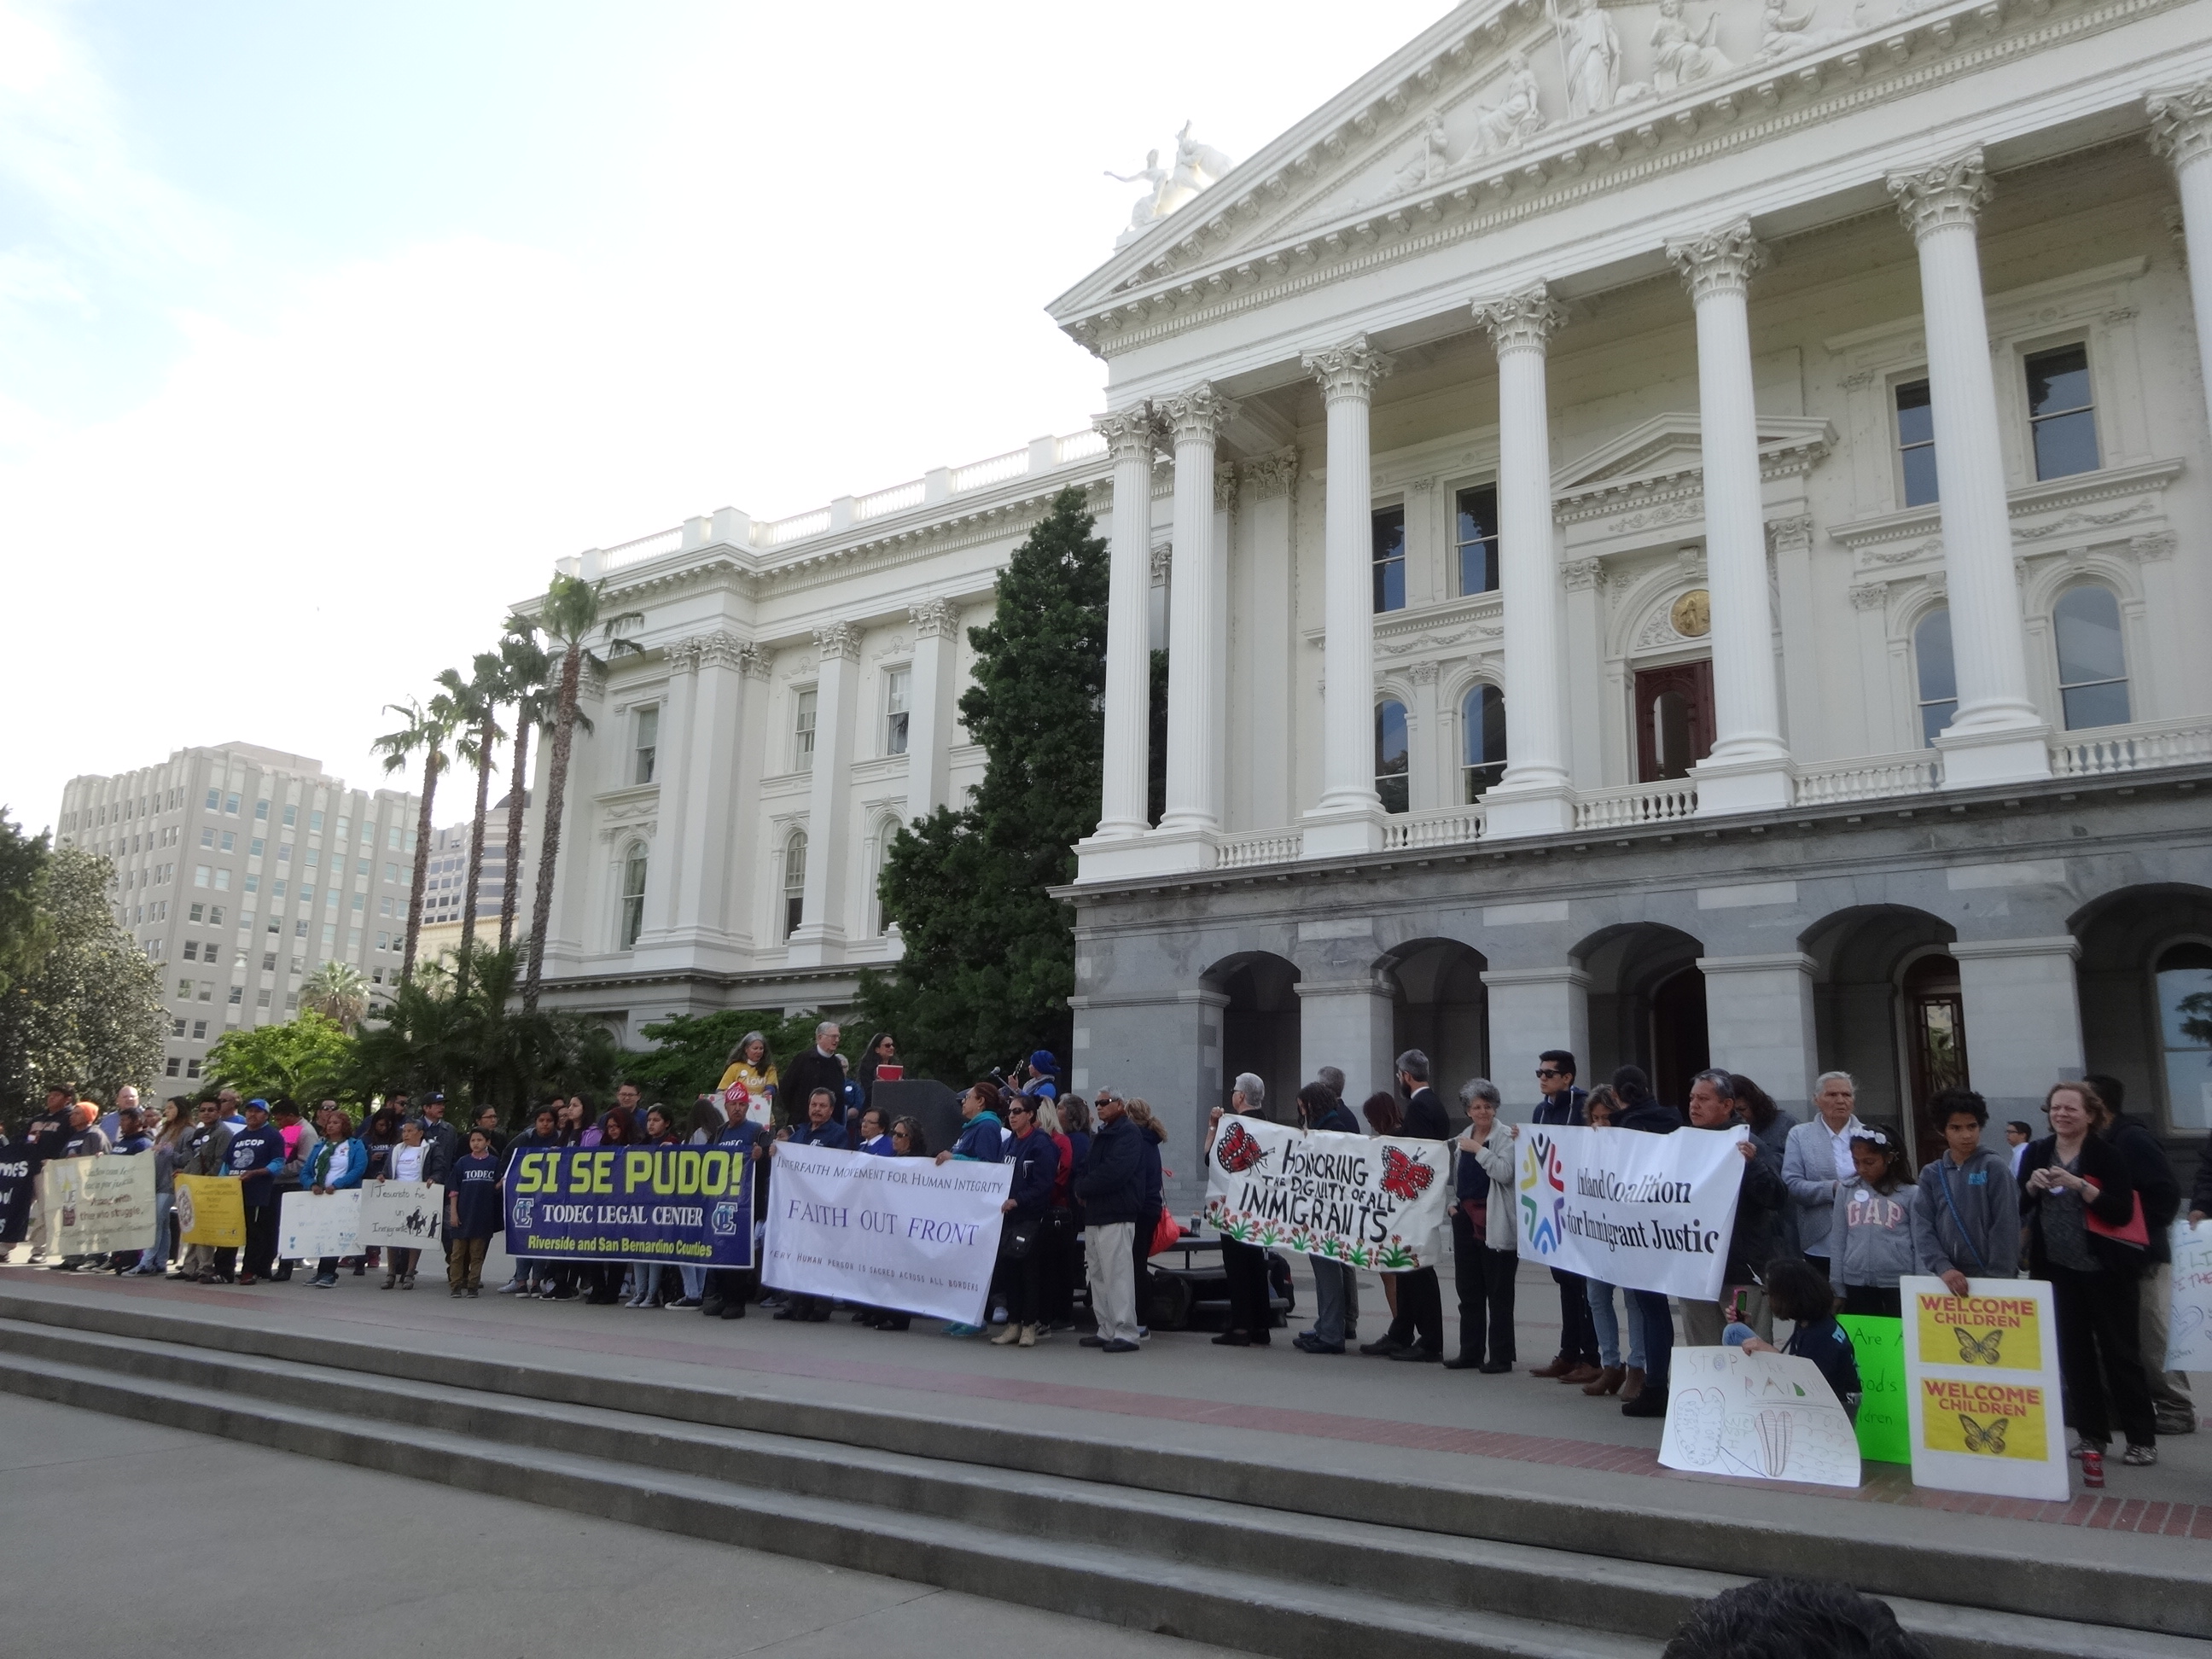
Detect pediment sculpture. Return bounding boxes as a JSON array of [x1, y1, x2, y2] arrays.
[[1109, 122, 1235, 249]]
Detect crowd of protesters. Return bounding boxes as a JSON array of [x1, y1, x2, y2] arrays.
[[3, 1019, 2203, 1479]]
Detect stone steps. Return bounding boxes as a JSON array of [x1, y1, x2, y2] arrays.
[[0, 1293, 2204, 1659]]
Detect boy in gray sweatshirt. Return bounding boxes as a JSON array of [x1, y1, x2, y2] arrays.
[[1909, 1088, 2021, 1293]]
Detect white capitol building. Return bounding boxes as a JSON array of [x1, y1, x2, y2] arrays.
[[521, 0, 2212, 1198]]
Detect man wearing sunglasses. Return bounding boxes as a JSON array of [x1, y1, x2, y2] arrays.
[[1526, 1052, 1602, 1383]]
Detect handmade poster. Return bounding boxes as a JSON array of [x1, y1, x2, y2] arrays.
[[504, 1144, 754, 1269], [761, 1143, 1009, 1324], [173, 1173, 245, 1247], [1203, 1118, 1451, 1271], [2166, 1220, 2212, 1371], [38, 1155, 157, 1255], [1901, 1275, 2069, 1500], [0, 1150, 30, 1245], [357, 1181, 443, 1250], [1515, 1124, 1748, 1301], [1836, 1314, 1910, 1465], [278, 1188, 361, 1260], [1658, 1346, 1862, 1487]]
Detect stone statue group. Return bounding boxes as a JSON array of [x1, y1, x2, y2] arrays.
[[1109, 122, 1236, 249]]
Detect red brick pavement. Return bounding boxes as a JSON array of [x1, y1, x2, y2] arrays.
[[22, 1272, 2206, 1538]]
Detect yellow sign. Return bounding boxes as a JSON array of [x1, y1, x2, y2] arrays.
[[1916, 1377, 2051, 1462], [1912, 1289, 2044, 1373], [174, 1174, 245, 1248]]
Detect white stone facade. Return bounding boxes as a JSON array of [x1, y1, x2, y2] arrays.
[[55, 744, 420, 1083]]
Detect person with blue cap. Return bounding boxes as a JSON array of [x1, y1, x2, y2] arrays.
[[1024, 1051, 1059, 1102], [224, 1098, 288, 1284]]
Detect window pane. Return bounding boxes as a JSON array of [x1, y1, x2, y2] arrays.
[[2031, 410, 2099, 480], [1371, 507, 1406, 614], [1895, 380, 1933, 446], [1456, 486, 1499, 596], [2054, 586, 2126, 685], [1901, 445, 1939, 508], [2158, 944, 2212, 1130], [1375, 699, 1409, 815], [2061, 679, 2131, 731], [1914, 608, 1956, 704], [1918, 698, 1957, 748], [2026, 345, 2090, 418], [1462, 685, 1505, 766]]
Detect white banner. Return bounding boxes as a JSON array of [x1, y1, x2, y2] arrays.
[[1513, 1124, 1747, 1301], [278, 1189, 361, 1260], [38, 1155, 157, 1255], [2168, 1220, 2212, 1372], [1901, 1275, 2069, 1501], [1658, 1346, 1862, 1487], [358, 1181, 443, 1251], [761, 1144, 1010, 1325], [1202, 1118, 1451, 1271]]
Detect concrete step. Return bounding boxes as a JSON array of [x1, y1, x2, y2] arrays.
[[2, 1292, 2207, 1659]]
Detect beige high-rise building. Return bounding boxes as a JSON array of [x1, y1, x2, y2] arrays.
[[55, 743, 421, 1087]]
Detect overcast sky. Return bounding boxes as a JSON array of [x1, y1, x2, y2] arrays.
[[1, 0, 1448, 833]]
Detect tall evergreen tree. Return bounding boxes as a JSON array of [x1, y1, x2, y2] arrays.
[[0, 847, 165, 1109], [855, 487, 1107, 1080]]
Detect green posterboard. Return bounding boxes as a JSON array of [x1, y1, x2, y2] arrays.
[[1837, 1314, 1910, 1465]]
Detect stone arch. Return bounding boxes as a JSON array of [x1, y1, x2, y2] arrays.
[[1378, 936, 1490, 1102], [1800, 905, 1959, 1158], [1571, 921, 1707, 1108], [2071, 882, 2212, 1138], [1204, 950, 1302, 1124]]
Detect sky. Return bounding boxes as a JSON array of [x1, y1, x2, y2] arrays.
[[0, 0, 1450, 833]]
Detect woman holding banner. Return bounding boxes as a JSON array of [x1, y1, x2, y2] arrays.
[[1446, 1080, 1519, 1373], [377, 1117, 443, 1290], [1611, 1067, 1681, 1419], [988, 1096, 1059, 1348], [302, 1109, 366, 1289], [131, 1098, 191, 1277]]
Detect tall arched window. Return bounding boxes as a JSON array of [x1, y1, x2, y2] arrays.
[[782, 830, 808, 940], [2157, 942, 2212, 1130], [619, 845, 648, 948], [2053, 585, 2130, 731], [1461, 684, 1506, 802], [1913, 607, 1956, 748], [1375, 699, 1409, 815]]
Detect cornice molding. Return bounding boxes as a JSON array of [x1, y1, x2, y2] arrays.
[[1828, 457, 2185, 556]]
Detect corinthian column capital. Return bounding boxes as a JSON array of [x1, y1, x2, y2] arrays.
[[812, 620, 862, 663], [1158, 381, 1239, 445], [1470, 284, 1568, 356], [2149, 84, 2212, 171], [1092, 405, 1158, 463], [1887, 149, 1993, 242], [908, 598, 960, 639], [1666, 220, 1769, 301], [1300, 335, 1394, 403]]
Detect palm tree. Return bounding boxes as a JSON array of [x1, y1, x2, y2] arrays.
[[373, 693, 460, 981], [301, 960, 369, 1033], [522, 573, 642, 1011], [492, 623, 551, 954], [434, 656, 506, 996]]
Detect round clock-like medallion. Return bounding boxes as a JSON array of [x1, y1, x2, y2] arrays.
[[1671, 588, 1712, 638]]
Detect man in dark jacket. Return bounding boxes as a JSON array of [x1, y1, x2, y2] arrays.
[[223, 1098, 288, 1284], [778, 1023, 847, 1126], [2088, 1075, 2192, 1436], [1527, 1050, 1602, 1383], [990, 1097, 1060, 1346], [20, 1084, 73, 1263], [1612, 1067, 1681, 1419], [1365, 1050, 1450, 1362], [1076, 1091, 1145, 1353], [1676, 1070, 1786, 1347]]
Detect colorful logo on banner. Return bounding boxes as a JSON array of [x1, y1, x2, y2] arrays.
[[1913, 1290, 2043, 1372], [1517, 1131, 1567, 1254], [504, 1145, 754, 1268], [174, 1173, 246, 1248]]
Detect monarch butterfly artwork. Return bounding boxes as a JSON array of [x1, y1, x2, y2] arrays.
[[1214, 1121, 1264, 1175], [1956, 1413, 2011, 1454], [1952, 1326, 2005, 1366], [1379, 1145, 1435, 1202]]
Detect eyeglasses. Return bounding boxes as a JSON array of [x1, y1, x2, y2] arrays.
[[1535, 1069, 1566, 1080]]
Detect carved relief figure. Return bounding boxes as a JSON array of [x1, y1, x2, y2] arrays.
[[1750, 0, 1865, 62], [1650, 0, 1736, 90], [1395, 113, 1452, 192], [1472, 53, 1547, 155], [1557, 0, 1624, 116]]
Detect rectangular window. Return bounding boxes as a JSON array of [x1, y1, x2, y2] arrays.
[[795, 689, 818, 768], [213, 868, 230, 890], [255, 799, 269, 820], [224, 793, 240, 815], [1896, 379, 1938, 506], [193, 1018, 208, 1039], [208, 905, 223, 926], [283, 804, 297, 827], [380, 897, 393, 917], [1371, 505, 1406, 613], [189, 902, 204, 923], [197, 981, 212, 1003], [263, 951, 276, 970], [2026, 344, 2098, 481], [885, 667, 911, 756], [267, 917, 281, 935], [1455, 486, 1500, 597], [204, 945, 222, 969], [284, 994, 298, 1013], [277, 844, 291, 864], [224, 984, 241, 1006], [165, 1057, 181, 1077], [347, 928, 361, 950], [335, 818, 349, 840], [295, 920, 309, 939], [244, 874, 259, 894], [172, 1018, 187, 1038], [310, 809, 324, 832], [273, 880, 287, 899], [249, 837, 264, 858], [184, 1059, 200, 1080], [322, 923, 336, 946], [352, 894, 364, 911], [634, 704, 659, 785], [305, 848, 319, 868], [300, 885, 315, 905], [387, 825, 401, 850], [194, 865, 210, 888], [205, 789, 219, 811], [257, 988, 271, 1008], [376, 933, 389, 951], [219, 830, 235, 853], [200, 827, 213, 848], [182, 941, 198, 962]]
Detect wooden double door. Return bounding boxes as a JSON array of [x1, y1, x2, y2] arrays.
[[1634, 660, 1715, 783]]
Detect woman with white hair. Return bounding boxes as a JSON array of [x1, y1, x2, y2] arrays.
[[1784, 1072, 1866, 1280]]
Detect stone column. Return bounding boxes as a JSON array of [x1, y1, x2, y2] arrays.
[[1951, 936, 2086, 1117], [905, 600, 960, 824], [1886, 152, 2051, 787], [1562, 559, 1608, 788], [2151, 86, 2212, 434], [1157, 384, 1237, 853], [1092, 407, 1156, 840], [1301, 337, 1393, 858], [1472, 288, 1573, 836], [1697, 952, 1819, 1121], [1481, 965, 1591, 1116], [1407, 661, 1442, 812], [661, 634, 751, 958], [1667, 223, 1794, 813], [786, 620, 859, 966], [638, 643, 698, 942]]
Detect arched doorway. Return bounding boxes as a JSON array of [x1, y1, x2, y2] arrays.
[[1650, 966, 1710, 1113], [1382, 939, 1489, 1101], [1575, 923, 1707, 1110], [1801, 905, 1959, 1162], [2073, 884, 2212, 1139], [1209, 952, 1301, 1124], [1901, 954, 1970, 1167]]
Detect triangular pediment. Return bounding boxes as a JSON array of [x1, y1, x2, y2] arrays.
[[1553, 412, 1836, 494]]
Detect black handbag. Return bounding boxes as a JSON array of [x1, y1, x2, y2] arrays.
[[1004, 1219, 1039, 1260]]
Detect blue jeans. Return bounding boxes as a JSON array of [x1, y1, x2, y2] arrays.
[[134, 1200, 172, 1272], [1586, 1278, 1645, 1370], [1629, 1289, 1674, 1390], [678, 1263, 706, 1300], [1307, 1257, 1355, 1346]]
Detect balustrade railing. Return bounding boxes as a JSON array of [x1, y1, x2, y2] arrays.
[[1573, 781, 1697, 831], [1215, 830, 1303, 870], [1381, 805, 1487, 851], [1793, 751, 1941, 806], [2049, 718, 2212, 778]]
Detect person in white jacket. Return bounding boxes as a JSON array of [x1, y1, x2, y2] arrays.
[[1445, 1079, 1520, 1374]]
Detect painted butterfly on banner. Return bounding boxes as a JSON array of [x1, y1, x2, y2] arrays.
[[1214, 1121, 1263, 1174], [1956, 1413, 2011, 1454], [1952, 1327, 2004, 1365], [1379, 1145, 1435, 1202]]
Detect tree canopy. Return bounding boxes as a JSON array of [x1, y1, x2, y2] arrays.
[[205, 1011, 355, 1103], [618, 1008, 830, 1103], [0, 847, 166, 1110], [853, 486, 1106, 1080]]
